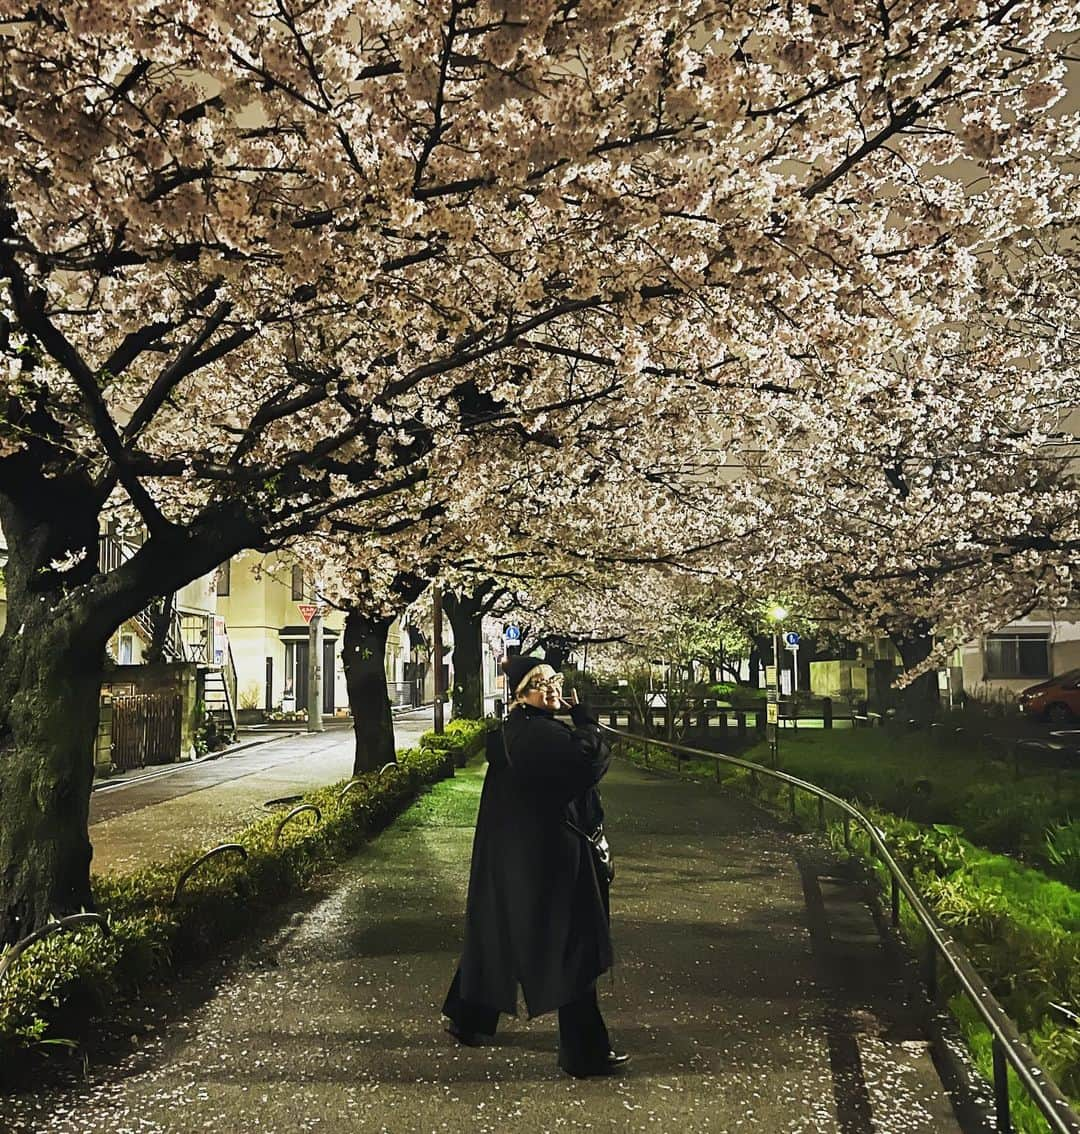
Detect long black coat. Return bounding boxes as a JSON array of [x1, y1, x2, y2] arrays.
[[457, 703, 612, 1018]]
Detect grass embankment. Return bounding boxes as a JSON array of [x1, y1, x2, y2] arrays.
[[622, 729, 1080, 1133], [0, 718, 490, 1085]]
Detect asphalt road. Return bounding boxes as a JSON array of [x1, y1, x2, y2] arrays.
[[87, 710, 444, 875], [12, 757, 965, 1133]]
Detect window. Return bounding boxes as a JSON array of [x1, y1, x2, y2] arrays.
[[291, 564, 305, 601], [118, 634, 134, 665], [217, 558, 231, 596], [984, 633, 1050, 679]]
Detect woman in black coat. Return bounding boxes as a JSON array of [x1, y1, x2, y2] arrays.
[[442, 654, 628, 1077]]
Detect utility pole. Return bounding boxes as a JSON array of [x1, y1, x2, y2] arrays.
[[432, 588, 445, 735], [307, 590, 324, 733]]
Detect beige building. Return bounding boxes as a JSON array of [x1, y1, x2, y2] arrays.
[[214, 551, 422, 715], [809, 611, 1080, 707], [215, 551, 349, 715]]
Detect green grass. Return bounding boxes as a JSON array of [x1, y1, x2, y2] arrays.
[[739, 729, 1080, 878], [393, 767, 484, 829]]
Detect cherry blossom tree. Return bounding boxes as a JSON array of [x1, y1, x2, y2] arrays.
[[0, 0, 1076, 946], [697, 319, 1080, 717]]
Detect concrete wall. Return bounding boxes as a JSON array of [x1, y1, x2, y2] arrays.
[[809, 659, 869, 700]]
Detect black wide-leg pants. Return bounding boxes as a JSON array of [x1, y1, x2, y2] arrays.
[[442, 969, 611, 1071]]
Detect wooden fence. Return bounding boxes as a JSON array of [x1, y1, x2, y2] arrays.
[[111, 692, 183, 770]]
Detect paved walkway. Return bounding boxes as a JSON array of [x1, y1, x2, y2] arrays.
[[88, 709, 443, 874], [12, 757, 964, 1133]]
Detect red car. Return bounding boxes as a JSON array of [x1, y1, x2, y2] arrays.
[[1018, 669, 1080, 724]]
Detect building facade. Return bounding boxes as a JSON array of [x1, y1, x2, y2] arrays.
[[959, 610, 1080, 704]]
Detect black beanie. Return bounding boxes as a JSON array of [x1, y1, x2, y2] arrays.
[[502, 654, 546, 693]]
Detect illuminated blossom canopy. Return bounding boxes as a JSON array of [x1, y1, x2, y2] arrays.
[[0, 0, 1077, 937]]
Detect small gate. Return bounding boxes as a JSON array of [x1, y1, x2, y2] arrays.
[[111, 693, 183, 770]]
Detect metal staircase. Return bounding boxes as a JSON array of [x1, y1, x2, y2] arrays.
[[99, 535, 188, 662], [198, 655, 238, 742]]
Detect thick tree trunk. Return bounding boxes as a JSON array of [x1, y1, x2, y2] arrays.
[[444, 591, 485, 720], [342, 610, 395, 775], [0, 463, 262, 944], [0, 602, 106, 945], [891, 624, 940, 723]]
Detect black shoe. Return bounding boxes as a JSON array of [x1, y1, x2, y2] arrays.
[[445, 1021, 487, 1047], [559, 1051, 631, 1078]]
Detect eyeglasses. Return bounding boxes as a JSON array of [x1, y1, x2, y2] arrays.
[[525, 674, 564, 692]]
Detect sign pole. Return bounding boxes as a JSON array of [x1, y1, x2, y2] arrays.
[[307, 601, 324, 733], [765, 606, 788, 769], [769, 629, 780, 767], [432, 589, 445, 735], [502, 624, 522, 714]]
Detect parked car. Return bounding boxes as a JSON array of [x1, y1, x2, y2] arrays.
[[1018, 669, 1080, 724]]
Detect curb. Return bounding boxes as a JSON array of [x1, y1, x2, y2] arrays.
[[91, 731, 304, 794], [91, 706, 449, 796]]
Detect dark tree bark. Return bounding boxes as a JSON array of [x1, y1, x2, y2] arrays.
[[0, 459, 261, 944], [342, 609, 395, 775], [747, 634, 773, 688], [889, 622, 940, 723], [143, 592, 175, 664], [443, 590, 485, 720], [0, 597, 106, 944]]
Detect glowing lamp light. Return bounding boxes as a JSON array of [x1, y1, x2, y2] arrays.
[[768, 605, 788, 622]]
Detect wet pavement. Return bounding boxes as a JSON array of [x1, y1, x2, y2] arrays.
[[11, 756, 965, 1133], [88, 709, 445, 875]]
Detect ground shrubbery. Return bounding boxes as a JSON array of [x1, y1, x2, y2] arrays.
[[740, 730, 1080, 883], [0, 720, 490, 1084], [838, 811, 1080, 1134], [620, 730, 1080, 1134]]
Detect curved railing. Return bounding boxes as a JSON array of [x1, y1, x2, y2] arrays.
[[273, 804, 322, 846], [604, 725, 1080, 1134], [171, 843, 249, 906], [0, 913, 111, 987]]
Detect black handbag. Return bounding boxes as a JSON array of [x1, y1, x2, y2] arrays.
[[566, 820, 615, 886]]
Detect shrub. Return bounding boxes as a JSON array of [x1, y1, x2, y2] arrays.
[[1045, 819, 1080, 890], [738, 730, 1080, 885], [0, 721, 488, 1081]]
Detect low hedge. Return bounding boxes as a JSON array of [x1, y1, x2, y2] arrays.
[[0, 718, 490, 1083], [619, 739, 1080, 1133]]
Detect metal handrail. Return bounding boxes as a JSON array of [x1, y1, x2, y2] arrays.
[[338, 779, 365, 801], [273, 804, 322, 846], [170, 843, 249, 905], [0, 913, 111, 986], [604, 725, 1080, 1134], [224, 641, 239, 733]]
